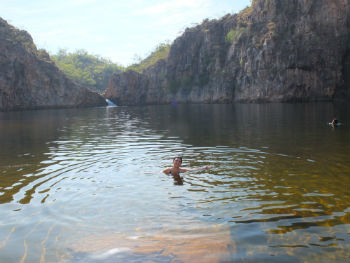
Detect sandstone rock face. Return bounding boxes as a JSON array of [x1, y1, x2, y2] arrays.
[[0, 18, 106, 111], [105, 0, 349, 105]]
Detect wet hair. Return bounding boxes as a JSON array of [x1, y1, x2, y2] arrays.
[[173, 156, 182, 162]]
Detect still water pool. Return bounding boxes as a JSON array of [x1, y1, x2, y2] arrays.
[[0, 103, 349, 263]]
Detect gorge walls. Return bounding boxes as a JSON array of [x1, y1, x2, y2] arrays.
[[0, 18, 106, 111], [105, 0, 350, 105]]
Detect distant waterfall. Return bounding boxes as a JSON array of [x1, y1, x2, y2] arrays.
[[106, 99, 117, 107]]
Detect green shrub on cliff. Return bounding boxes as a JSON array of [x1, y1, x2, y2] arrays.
[[225, 27, 247, 44], [127, 43, 171, 73], [51, 49, 123, 93]]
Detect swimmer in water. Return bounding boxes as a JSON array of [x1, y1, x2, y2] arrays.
[[162, 157, 210, 184], [331, 118, 339, 128]]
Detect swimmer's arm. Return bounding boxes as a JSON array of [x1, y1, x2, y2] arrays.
[[162, 168, 171, 175], [180, 166, 210, 173]]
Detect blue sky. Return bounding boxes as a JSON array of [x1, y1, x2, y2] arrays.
[[1, 0, 251, 66]]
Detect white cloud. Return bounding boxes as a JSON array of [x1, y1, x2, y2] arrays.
[[133, 0, 210, 16], [70, 0, 99, 4]]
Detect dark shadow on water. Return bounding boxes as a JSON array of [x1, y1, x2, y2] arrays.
[[172, 174, 184, 185], [0, 107, 111, 204]]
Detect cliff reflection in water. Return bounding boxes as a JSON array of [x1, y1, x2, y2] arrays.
[[0, 103, 349, 263], [0, 109, 66, 204]]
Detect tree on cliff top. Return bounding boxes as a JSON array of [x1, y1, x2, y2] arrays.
[[51, 49, 123, 94]]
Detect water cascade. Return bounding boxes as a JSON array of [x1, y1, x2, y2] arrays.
[[106, 99, 117, 107]]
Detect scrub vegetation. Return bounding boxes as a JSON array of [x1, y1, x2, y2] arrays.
[[127, 43, 171, 73], [51, 49, 123, 93]]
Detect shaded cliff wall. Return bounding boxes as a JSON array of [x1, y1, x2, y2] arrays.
[[343, 9, 350, 100], [337, 41, 350, 101], [0, 18, 106, 111], [105, 0, 350, 105], [232, 0, 349, 102]]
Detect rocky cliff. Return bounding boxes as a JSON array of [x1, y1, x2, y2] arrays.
[[0, 18, 106, 111], [105, 0, 350, 105]]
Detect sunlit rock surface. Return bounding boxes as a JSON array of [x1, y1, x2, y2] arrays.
[[0, 18, 106, 111], [68, 224, 236, 263], [105, 0, 350, 105]]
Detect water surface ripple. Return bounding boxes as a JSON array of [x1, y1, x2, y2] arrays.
[[0, 103, 349, 263]]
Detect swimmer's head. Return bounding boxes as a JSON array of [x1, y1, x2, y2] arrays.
[[173, 157, 182, 165]]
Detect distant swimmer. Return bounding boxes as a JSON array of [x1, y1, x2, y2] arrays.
[[162, 157, 210, 185], [331, 118, 340, 128]]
